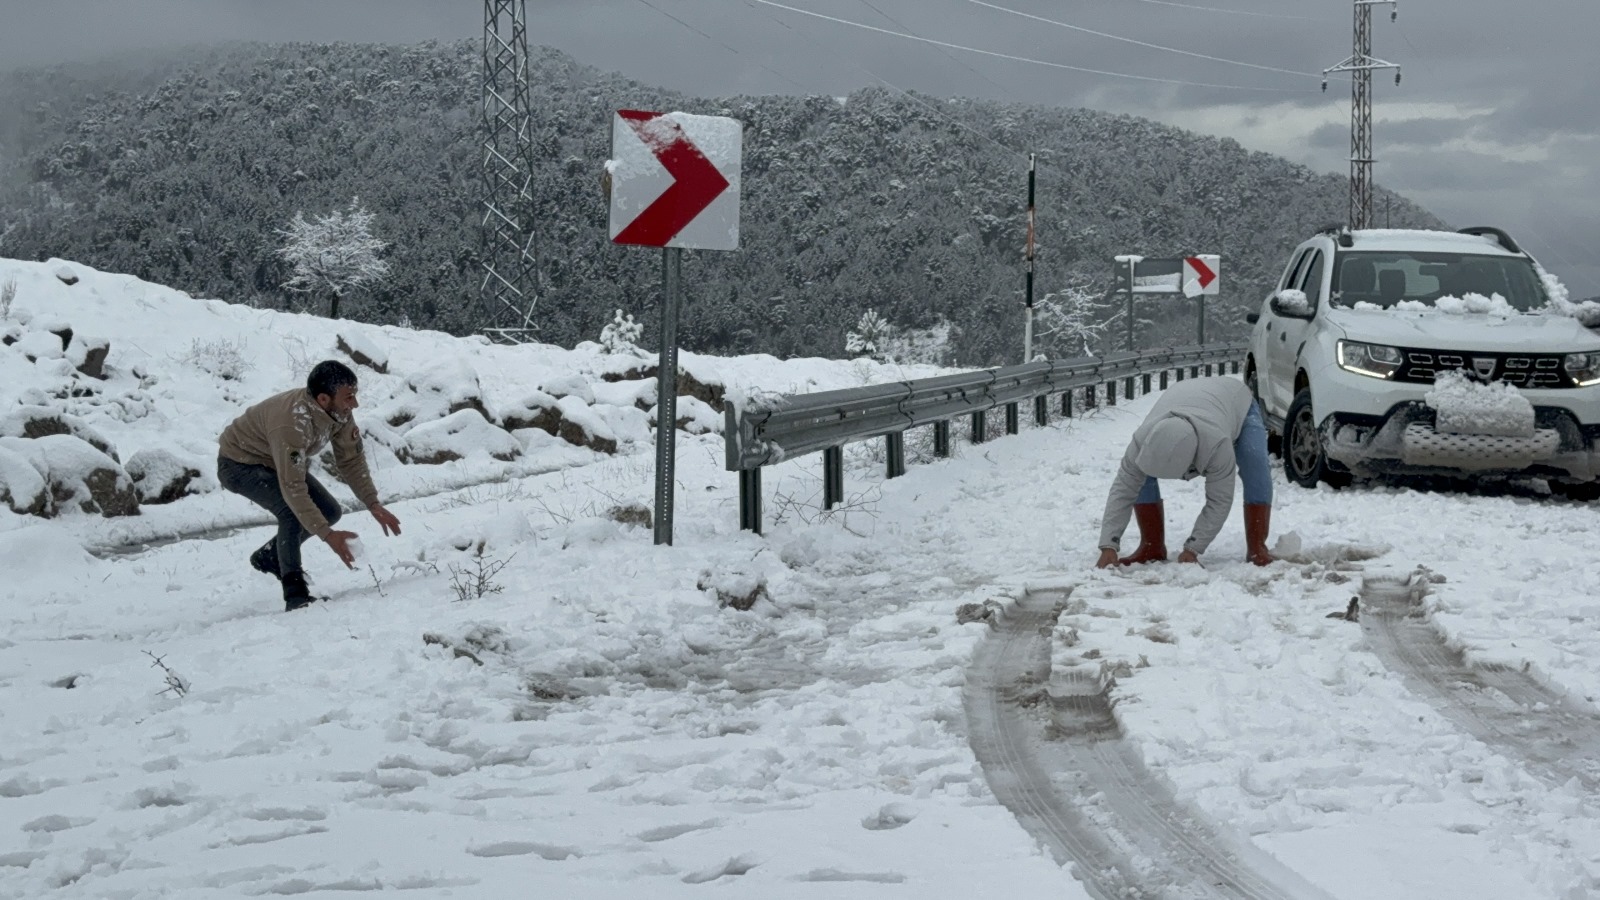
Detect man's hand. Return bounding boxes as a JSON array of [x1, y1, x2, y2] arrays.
[[1095, 548, 1120, 569], [369, 503, 402, 537], [322, 529, 360, 569], [1177, 548, 1201, 564]]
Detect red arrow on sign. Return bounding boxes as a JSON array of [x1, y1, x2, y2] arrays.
[[1185, 256, 1217, 289], [613, 110, 731, 247]]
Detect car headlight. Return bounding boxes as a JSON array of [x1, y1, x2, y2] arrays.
[[1336, 340, 1403, 379], [1564, 352, 1600, 387]]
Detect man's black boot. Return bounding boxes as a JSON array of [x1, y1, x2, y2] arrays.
[[250, 542, 281, 580], [282, 571, 318, 612]]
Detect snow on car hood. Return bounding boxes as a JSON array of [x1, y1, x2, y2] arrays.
[[1326, 306, 1600, 352]]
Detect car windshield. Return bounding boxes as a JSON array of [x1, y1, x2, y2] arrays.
[[1329, 251, 1549, 312]]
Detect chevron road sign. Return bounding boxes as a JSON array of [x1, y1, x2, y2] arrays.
[[607, 110, 741, 251]]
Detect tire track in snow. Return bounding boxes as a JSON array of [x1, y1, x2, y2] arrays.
[[1360, 570, 1600, 791], [964, 588, 1338, 900]]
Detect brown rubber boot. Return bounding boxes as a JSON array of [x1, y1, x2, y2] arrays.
[[1244, 503, 1273, 566], [1118, 502, 1168, 565]]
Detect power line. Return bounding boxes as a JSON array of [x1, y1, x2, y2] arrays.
[[632, 0, 808, 90], [1104, 0, 1336, 22], [966, 0, 1322, 80], [855, 0, 1013, 97], [747, 0, 1313, 93]]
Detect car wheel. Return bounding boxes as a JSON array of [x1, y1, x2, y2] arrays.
[[1282, 389, 1348, 488]]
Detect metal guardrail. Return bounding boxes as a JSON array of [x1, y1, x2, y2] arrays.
[[723, 343, 1248, 533]]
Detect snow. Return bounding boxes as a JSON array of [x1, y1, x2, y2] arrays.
[[4, 257, 1600, 898], [1393, 292, 1519, 317], [1426, 369, 1536, 437]]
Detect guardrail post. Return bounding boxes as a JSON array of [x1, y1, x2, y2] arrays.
[[934, 420, 951, 457], [1062, 389, 1074, 418], [1190, 365, 1200, 379], [1106, 380, 1117, 406], [1085, 385, 1098, 411], [1034, 395, 1048, 426], [971, 410, 988, 444], [823, 446, 844, 509], [739, 469, 762, 534], [1142, 373, 1151, 395], [886, 432, 906, 478], [1160, 370, 1169, 389], [1205, 363, 1214, 377], [1124, 376, 1135, 399], [1005, 402, 1020, 435], [1175, 367, 1185, 382]]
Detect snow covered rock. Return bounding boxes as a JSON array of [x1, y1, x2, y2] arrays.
[[125, 448, 207, 505], [336, 331, 389, 374], [652, 395, 722, 435], [403, 410, 522, 465], [0, 445, 47, 516], [0, 406, 119, 461], [497, 392, 618, 454], [379, 358, 488, 430], [54, 265, 79, 286], [0, 435, 139, 517], [539, 373, 595, 405], [496, 390, 562, 434], [598, 362, 727, 412], [65, 333, 110, 380], [553, 396, 617, 454]]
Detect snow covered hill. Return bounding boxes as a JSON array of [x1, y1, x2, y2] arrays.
[[3, 258, 1600, 898]]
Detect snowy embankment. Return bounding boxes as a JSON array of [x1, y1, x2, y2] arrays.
[[3, 257, 1600, 898]]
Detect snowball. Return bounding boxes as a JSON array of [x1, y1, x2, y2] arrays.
[[1426, 370, 1535, 437]]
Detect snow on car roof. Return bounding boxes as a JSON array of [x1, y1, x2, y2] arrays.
[[1344, 228, 1523, 257]]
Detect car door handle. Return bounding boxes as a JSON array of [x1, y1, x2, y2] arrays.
[[1279, 333, 1286, 342]]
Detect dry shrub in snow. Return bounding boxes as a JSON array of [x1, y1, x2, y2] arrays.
[[180, 337, 252, 381]]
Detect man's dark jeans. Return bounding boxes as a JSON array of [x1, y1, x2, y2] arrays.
[[217, 456, 341, 577]]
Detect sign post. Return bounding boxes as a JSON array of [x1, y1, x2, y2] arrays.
[[608, 109, 741, 545], [1182, 255, 1220, 344], [1113, 254, 1222, 350]]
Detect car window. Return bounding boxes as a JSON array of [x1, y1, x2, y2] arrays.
[[1331, 251, 1548, 310], [1281, 249, 1310, 291], [1297, 250, 1325, 306]]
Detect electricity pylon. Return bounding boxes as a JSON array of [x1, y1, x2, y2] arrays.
[[480, 0, 540, 342], [1323, 0, 1402, 230]]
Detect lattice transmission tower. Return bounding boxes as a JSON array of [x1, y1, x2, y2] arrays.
[[479, 0, 540, 341], [1323, 0, 1402, 230]]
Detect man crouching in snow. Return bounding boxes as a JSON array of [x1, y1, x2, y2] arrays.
[[1094, 376, 1273, 569], [217, 360, 402, 610]]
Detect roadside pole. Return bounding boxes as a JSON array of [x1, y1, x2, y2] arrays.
[[654, 247, 681, 545], [1023, 153, 1036, 363]]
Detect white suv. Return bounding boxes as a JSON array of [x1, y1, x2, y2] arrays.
[[1245, 225, 1600, 498]]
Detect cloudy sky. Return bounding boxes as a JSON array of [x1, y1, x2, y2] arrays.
[[2, 0, 1595, 295]]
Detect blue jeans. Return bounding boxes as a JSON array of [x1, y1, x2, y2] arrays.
[[1134, 402, 1273, 505], [217, 456, 342, 576]]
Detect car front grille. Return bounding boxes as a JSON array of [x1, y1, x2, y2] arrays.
[[1396, 349, 1570, 388]]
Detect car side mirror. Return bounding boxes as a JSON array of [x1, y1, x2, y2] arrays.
[[1246, 312, 1260, 325], [1269, 289, 1314, 319]]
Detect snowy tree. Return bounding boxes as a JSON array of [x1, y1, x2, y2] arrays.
[[599, 309, 644, 355], [1032, 285, 1110, 359], [845, 309, 894, 361], [276, 198, 391, 319], [881, 319, 956, 367]]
